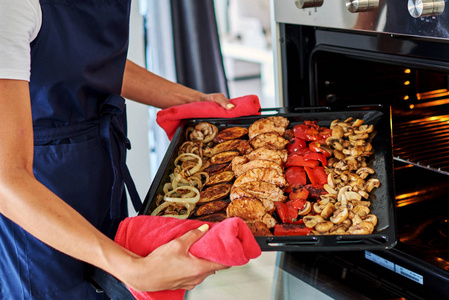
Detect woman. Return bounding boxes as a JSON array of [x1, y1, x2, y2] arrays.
[[0, 0, 230, 298]]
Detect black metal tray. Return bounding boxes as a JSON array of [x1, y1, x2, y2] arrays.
[[140, 106, 397, 252]]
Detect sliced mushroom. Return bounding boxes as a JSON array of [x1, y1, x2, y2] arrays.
[[351, 200, 371, 207], [354, 124, 374, 134], [303, 215, 324, 228], [347, 221, 372, 235], [351, 213, 363, 225], [323, 184, 338, 195], [329, 224, 348, 234], [352, 119, 364, 127], [313, 202, 323, 214], [320, 202, 335, 219], [331, 126, 345, 139], [364, 214, 378, 227], [348, 133, 369, 141], [356, 167, 375, 180], [365, 178, 380, 193], [315, 221, 334, 232], [352, 205, 370, 218], [298, 201, 312, 216], [330, 208, 349, 224]]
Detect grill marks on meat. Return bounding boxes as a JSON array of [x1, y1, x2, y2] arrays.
[[248, 116, 290, 140], [250, 132, 289, 150], [230, 181, 287, 202], [233, 168, 286, 189], [246, 148, 288, 166], [232, 159, 284, 177], [226, 197, 276, 228]]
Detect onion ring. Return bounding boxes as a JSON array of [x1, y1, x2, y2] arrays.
[[151, 201, 195, 219], [164, 186, 200, 203]]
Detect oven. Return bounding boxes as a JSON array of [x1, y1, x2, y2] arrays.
[[271, 0, 449, 299]]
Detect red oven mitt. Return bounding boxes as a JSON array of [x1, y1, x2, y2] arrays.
[[114, 215, 262, 300], [156, 94, 261, 140]]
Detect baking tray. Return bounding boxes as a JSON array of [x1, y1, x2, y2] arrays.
[[140, 106, 397, 251]]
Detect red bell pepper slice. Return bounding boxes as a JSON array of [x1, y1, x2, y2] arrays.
[[286, 138, 307, 154], [304, 152, 327, 166], [289, 187, 309, 202], [304, 120, 319, 129], [313, 166, 328, 185], [274, 202, 298, 224], [309, 141, 332, 158], [293, 124, 309, 140], [319, 127, 332, 140], [285, 154, 319, 168], [288, 198, 308, 210], [274, 223, 313, 236], [305, 128, 320, 141], [304, 166, 316, 185], [285, 167, 307, 187]]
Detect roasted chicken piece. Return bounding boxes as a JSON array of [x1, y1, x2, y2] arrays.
[[199, 183, 232, 203], [245, 221, 272, 236], [248, 116, 290, 139], [250, 132, 289, 150], [232, 167, 286, 189], [210, 150, 240, 165], [230, 181, 287, 202], [232, 159, 283, 177], [246, 147, 288, 165], [214, 127, 248, 143], [230, 187, 276, 214], [226, 197, 276, 228], [237, 140, 253, 155]]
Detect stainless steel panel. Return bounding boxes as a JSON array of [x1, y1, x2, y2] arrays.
[[273, 0, 449, 40]]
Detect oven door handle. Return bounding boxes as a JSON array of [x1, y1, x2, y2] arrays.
[[261, 106, 332, 115]]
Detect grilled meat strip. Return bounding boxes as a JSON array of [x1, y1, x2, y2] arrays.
[[250, 132, 289, 150], [226, 197, 276, 228], [248, 116, 290, 139], [232, 167, 286, 189], [230, 181, 287, 202], [246, 147, 288, 166], [232, 159, 284, 177]]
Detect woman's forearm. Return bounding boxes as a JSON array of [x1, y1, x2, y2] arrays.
[[121, 60, 204, 108], [121, 60, 232, 109]]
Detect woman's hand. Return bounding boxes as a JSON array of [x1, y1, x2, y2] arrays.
[[200, 93, 235, 110], [122, 224, 229, 292]]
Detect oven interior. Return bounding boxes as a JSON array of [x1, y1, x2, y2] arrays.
[[279, 23, 449, 297]]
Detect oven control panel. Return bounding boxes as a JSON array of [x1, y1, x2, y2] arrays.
[[274, 0, 449, 39], [346, 0, 379, 13], [408, 0, 445, 18], [295, 0, 323, 9]]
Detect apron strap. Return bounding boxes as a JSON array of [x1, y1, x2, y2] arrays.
[[100, 95, 142, 219]]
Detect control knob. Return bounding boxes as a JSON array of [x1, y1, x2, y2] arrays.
[[408, 0, 445, 18], [295, 0, 324, 9], [346, 0, 379, 13]]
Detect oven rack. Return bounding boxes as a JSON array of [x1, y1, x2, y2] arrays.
[[393, 115, 449, 176]]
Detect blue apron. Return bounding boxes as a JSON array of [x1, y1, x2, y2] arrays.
[[0, 0, 141, 298]]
